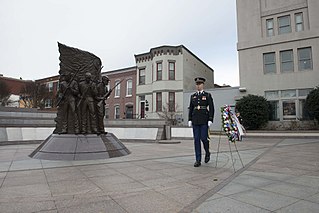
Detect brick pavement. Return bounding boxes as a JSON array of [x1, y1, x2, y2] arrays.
[[0, 135, 318, 213]]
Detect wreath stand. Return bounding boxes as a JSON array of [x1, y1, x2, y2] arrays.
[[213, 128, 245, 173]]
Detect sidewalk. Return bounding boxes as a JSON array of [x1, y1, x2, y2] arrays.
[[0, 136, 318, 212]]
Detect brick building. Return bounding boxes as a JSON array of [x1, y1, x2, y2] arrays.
[[35, 75, 59, 109], [102, 66, 137, 119], [0, 75, 32, 107]]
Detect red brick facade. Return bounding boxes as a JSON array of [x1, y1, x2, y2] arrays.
[[0, 75, 32, 95], [35, 75, 60, 110], [1, 66, 137, 118], [102, 67, 137, 119]]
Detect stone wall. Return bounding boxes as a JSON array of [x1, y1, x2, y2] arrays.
[[264, 120, 319, 131], [0, 107, 167, 143]]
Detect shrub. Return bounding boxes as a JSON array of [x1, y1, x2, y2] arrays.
[[235, 94, 269, 130], [306, 86, 319, 122]]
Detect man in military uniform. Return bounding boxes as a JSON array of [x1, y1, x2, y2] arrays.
[[96, 76, 111, 134], [188, 77, 215, 167]]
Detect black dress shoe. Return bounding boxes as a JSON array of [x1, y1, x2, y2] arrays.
[[194, 161, 201, 167], [205, 152, 210, 163]]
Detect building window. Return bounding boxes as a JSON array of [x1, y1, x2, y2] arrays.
[[268, 101, 279, 121], [266, 89, 314, 121], [56, 82, 60, 92], [298, 88, 312, 97], [295, 13, 304, 32], [156, 62, 162, 80], [265, 91, 279, 99], [46, 82, 53, 92], [114, 105, 120, 119], [281, 89, 296, 98], [266, 18, 274, 37], [125, 105, 133, 119], [298, 47, 312, 71], [282, 101, 296, 120], [265, 91, 279, 121], [169, 62, 175, 80], [263, 52, 276, 74], [126, 79, 132, 96], [44, 99, 52, 108], [139, 68, 145, 85], [278, 15, 291, 34], [280, 50, 294, 73], [114, 80, 120, 97], [168, 92, 175, 112], [156, 92, 162, 112]]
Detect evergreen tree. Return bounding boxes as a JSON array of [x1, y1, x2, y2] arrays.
[[235, 94, 269, 130], [306, 86, 319, 122]]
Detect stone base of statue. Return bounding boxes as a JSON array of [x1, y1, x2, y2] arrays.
[[29, 133, 130, 161]]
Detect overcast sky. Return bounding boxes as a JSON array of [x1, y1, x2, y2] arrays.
[[0, 0, 239, 86]]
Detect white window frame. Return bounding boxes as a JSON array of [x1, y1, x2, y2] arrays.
[[295, 12, 304, 32], [44, 99, 52, 108], [139, 68, 145, 85], [298, 47, 313, 71], [156, 62, 162, 81], [280, 50, 294, 73], [263, 52, 276, 74], [47, 82, 53, 92], [114, 80, 120, 98], [168, 61, 175, 80], [266, 18, 274, 37], [278, 15, 291, 34], [126, 79, 132, 97]]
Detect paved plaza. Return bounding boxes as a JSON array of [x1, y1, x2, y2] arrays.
[[0, 135, 318, 212]]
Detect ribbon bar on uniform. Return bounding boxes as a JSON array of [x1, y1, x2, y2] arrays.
[[195, 105, 207, 110]]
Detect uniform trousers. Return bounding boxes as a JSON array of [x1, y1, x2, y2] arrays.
[[192, 124, 209, 162]]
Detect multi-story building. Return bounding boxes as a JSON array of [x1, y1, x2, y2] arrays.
[[35, 75, 59, 109], [236, 0, 319, 123], [0, 75, 33, 107], [102, 66, 137, 119], [134, 45, 214, 120]]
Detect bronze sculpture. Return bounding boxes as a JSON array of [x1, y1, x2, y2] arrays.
[[53, 42, 110, 135], [30, 43, 130, 160]]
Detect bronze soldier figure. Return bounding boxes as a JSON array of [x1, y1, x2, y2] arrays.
[[96, 76, 111, 134], [58, 73, 80, 134], [79, 72, 98, 134]]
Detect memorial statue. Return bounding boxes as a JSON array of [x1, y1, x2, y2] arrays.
[[30, 42, 130, 161], [53, 42, 109, 135]]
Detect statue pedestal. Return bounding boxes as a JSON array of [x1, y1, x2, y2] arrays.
[[29, 133, 130, 161]]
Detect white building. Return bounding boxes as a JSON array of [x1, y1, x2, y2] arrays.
[[237, 0, 319, 125], [134, 45, 214, 120]]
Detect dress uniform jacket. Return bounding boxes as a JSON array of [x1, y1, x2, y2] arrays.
[[188, 91, 214, 125]]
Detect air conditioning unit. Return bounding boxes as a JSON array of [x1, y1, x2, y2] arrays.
[[239, 87, 247, 92]]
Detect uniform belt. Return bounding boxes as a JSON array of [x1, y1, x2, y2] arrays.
[[195, 105, 207, 110]]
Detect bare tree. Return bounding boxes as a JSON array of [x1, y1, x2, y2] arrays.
[[156, 103, 180, 125], [20, 81, 51, 109], [0, 80, 12, 106]]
